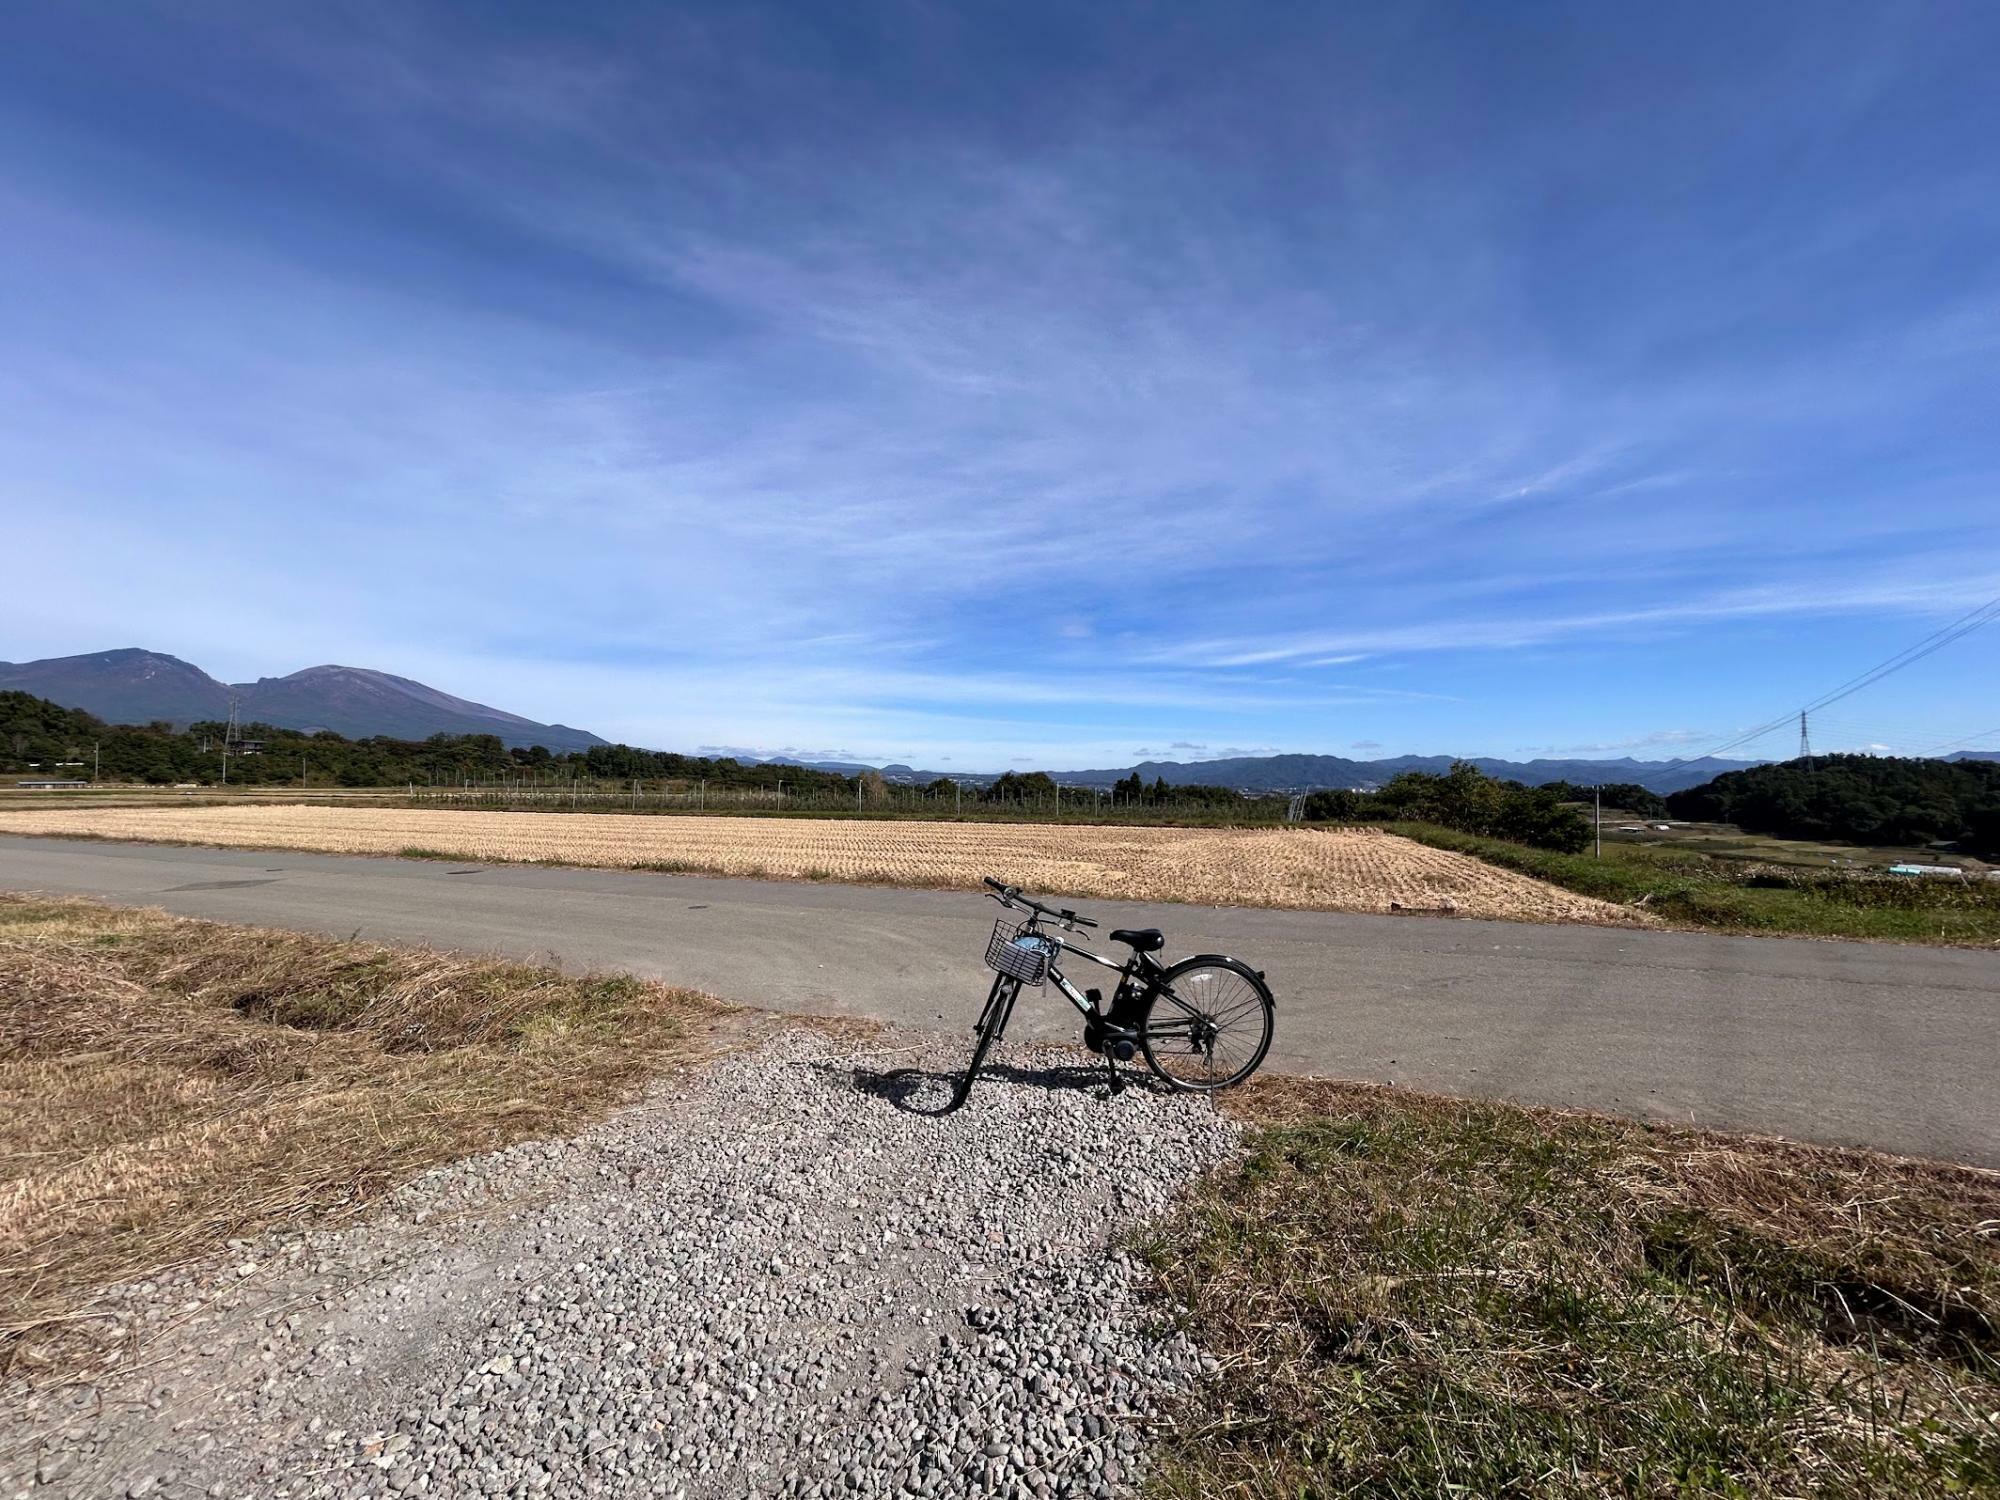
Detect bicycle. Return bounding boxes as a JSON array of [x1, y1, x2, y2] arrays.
[[892, 876, 1277, 1114]]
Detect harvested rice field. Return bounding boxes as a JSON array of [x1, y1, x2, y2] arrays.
[[0, 805, 1641, 923]]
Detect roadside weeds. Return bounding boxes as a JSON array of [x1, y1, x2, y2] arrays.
[[1140, 1075, 2000, 1497], [0, 893, 742, 1380]]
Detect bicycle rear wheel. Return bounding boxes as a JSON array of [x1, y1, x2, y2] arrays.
[[1139, 957, 1273, 1091]]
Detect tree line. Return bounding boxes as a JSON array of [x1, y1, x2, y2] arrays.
[[1302, 763, 1593, 852], [0, 692, 859, 795], [1538, 780, 1669, 819], [1667, 754, 2000, 857], [973, 771, 1255, 809]]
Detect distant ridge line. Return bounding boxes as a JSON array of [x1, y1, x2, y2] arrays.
[[0, 648, 606, 754], [752, 750, 1772, 796]]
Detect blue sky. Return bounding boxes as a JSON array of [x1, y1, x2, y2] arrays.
[[3, 2, 1996, 769]]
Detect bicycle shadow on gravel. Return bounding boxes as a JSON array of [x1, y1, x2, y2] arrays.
[[832, 1057, 1154, 1117]]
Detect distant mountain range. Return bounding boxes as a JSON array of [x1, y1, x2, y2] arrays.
[[1050, 752, 1775, 795], [9, 647, 1989, 790], [761, 750, 1767, 795], [0, 648, 606, 753]]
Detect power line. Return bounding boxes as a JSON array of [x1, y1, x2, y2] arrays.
[[1796, 594, 2000, 718], [1627, 589, 2000, 788], [1921, 724, 2000, 756]]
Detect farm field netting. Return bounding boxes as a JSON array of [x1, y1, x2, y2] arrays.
[[0, 806, 1639, 923]]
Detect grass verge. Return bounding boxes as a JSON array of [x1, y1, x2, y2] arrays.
[[1142, 1078, 2000, 1498], [1387, 822, 2000, 945], [0, 893, 735, 1377]]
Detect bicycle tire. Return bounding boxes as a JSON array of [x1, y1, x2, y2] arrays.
[[1139, 956, 1274, 1092]]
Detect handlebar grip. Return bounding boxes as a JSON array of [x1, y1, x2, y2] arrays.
[[983, 876, 1008, 892]]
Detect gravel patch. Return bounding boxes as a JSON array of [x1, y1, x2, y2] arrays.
[[5, 1028, 1240, 1499]]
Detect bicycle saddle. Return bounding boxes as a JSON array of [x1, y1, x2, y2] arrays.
[[1109, 927, 1164, 953]]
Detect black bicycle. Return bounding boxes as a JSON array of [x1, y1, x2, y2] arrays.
[[896, 876, 1276, 1113]]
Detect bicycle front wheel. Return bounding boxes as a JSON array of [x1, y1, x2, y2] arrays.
[[1139, 956, 1274, 1091]]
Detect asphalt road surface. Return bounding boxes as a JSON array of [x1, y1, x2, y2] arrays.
[[6, 835, 1997, 1166]]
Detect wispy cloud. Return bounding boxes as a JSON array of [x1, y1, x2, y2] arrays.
[[1150, 571, 2000, 670], [1, 3, 1995, 764]]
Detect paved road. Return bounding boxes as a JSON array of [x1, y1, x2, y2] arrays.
[[6, 835, 1997, 1166]]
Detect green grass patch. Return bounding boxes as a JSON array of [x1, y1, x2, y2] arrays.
[[1142, 1080, 2000, 1499], [1384, 822, 2000, 944]]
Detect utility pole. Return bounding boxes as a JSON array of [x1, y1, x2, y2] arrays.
[[93, 740, 100, 784], [1594, 785, 1602, 859], [300, 753, 306, 788]]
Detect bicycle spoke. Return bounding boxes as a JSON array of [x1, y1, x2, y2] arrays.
[[1141, 959, 1272, 1091]]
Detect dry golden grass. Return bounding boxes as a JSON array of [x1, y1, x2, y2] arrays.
[[0, 805, 1638, 924], [1147, 1075, 2000, 1497], [0, 894, 737, 1377]]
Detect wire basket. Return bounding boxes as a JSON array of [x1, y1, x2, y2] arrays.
[[985, 918, 1053, 986]]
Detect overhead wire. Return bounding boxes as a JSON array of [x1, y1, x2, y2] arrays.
[[1920, 725, 2000, 756], [1795, 594, 2000, 718], [1625, 589, 2000, 788]]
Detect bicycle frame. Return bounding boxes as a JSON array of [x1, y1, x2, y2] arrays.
[[1039, 927, 1212, 1036]]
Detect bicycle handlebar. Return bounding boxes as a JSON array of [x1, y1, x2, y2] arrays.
[[982, 876, 1098, 928]]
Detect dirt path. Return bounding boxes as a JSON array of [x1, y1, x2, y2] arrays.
[[4, 1031, 1238, 1500]]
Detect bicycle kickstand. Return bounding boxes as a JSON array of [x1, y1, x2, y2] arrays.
[[1099, 1044, 1126, 1098]]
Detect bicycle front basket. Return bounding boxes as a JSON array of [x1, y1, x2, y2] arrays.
[[985, 918, 1052, 986]]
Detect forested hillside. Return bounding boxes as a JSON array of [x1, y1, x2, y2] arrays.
[[1539, 780, 1670, 818], [1667, 754, 2000, 857]]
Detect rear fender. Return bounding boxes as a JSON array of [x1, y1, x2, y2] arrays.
[[1170, 954, 1274, 1005]]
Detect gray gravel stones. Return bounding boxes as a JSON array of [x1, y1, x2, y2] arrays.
[[5, 1028, 1238, 1499]]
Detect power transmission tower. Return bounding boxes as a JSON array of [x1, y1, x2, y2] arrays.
[[220, 692, 242, 785], [1799, 710, 1813, 769]]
